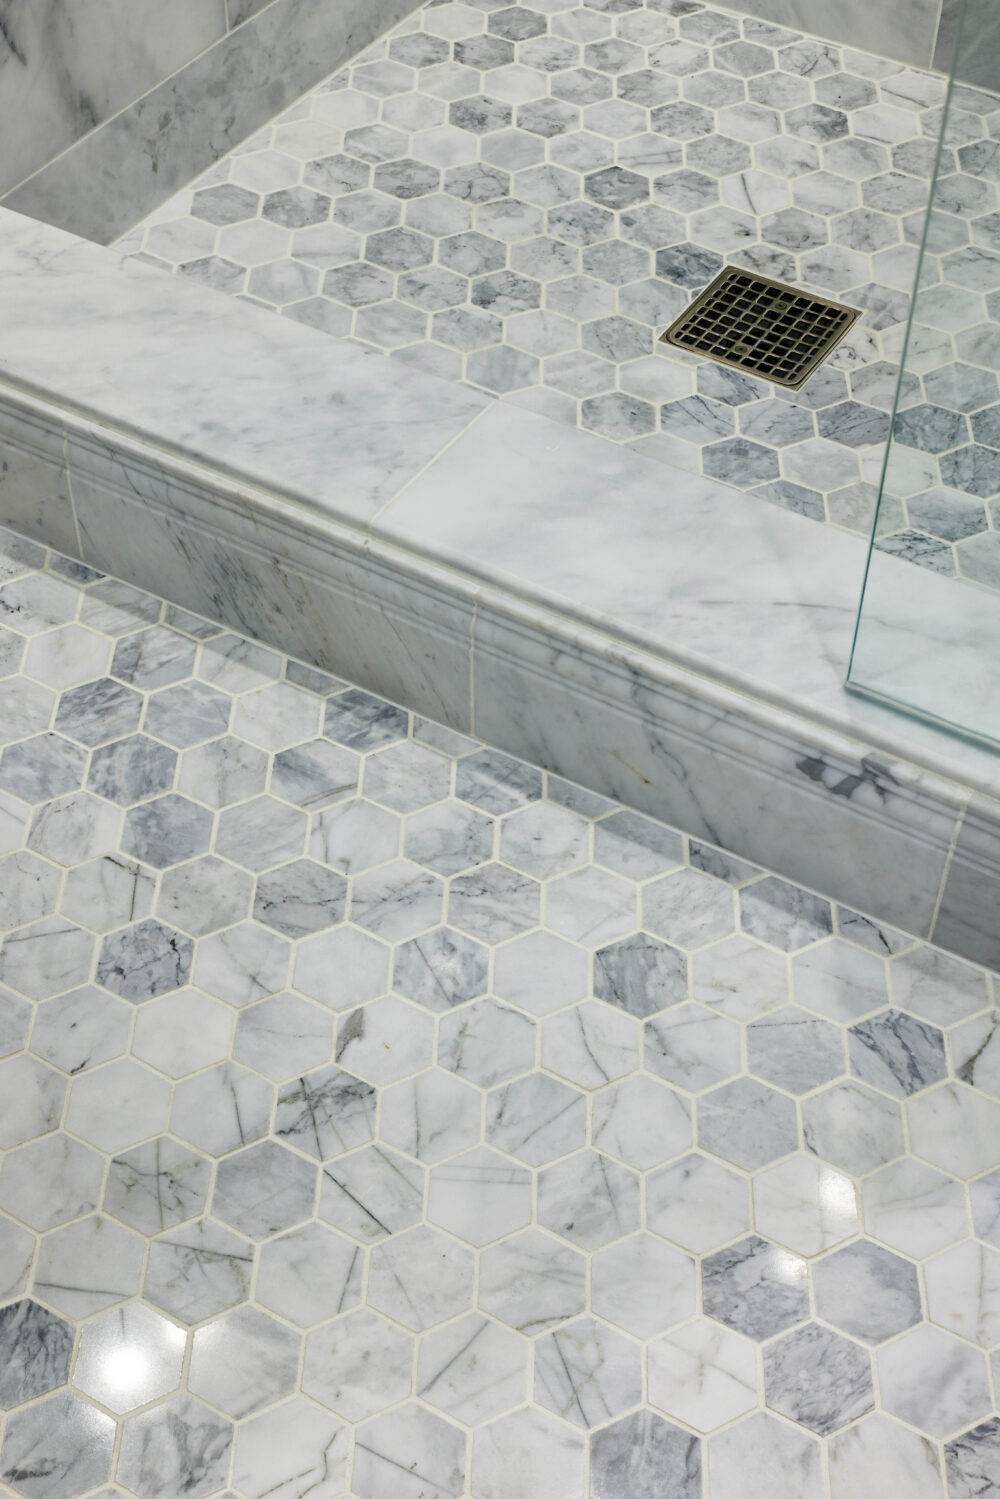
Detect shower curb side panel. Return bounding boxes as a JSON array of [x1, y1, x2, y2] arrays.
[[2, 390, 995, 972]]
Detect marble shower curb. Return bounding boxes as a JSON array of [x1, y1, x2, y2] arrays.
[[1, 378, 997, 971]]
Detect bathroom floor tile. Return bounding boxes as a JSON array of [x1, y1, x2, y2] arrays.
[[0, 524, 997, 1496], [118, 0, 1000, 594]]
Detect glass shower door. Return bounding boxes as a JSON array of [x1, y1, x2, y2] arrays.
[[848, 0, 1000, 747]]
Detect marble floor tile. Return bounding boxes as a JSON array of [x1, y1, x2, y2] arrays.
[[0, 529, 997, 1495], [115, 0, 1000, 606]]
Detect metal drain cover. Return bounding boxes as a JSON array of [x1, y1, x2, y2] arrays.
[[660, 266, 859, 389]]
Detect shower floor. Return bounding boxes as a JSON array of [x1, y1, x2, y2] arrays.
[[119, 0, 1000, 594], [0, 524, 998, 1497]]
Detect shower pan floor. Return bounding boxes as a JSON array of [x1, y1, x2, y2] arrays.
[[119, 0, 1000, 594], [0, 526, 998, 1497]]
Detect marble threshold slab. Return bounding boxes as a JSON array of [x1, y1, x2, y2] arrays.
[[0, 206, 997, 969]]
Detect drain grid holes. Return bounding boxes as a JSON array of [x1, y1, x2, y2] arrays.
[[661, 267, 860, 389]]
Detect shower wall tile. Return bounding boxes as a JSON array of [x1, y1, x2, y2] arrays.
[[227, 0, 274, 26], [1, 0, 424, 243], [932, 796, 1000, 971], [724, 0, 943, 67], [0, 0, 227, 196], [934, 0, 965, 71], [944, 0, 1000, 87]]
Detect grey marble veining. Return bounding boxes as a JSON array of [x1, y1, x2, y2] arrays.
[[2, 0, 427, 242], [0, 532, 996, 1497], [0, 0, 227, 197], [725, 0, 943, 67]]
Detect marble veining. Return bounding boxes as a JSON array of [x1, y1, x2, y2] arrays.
[[111, 0, 1000, 615], [0, 529, 997, 1497]]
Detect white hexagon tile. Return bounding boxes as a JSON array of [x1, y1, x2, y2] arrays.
[[116, 0, 1000, 593], [1, 520, 1000, 1499]]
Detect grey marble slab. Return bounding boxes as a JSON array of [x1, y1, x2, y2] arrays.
[[2, 0, 426, 242], [0, 0, 227, 197], [0, 211, 488, 527], [932, 795, 1000, 971]]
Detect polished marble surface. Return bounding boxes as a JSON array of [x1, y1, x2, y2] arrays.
[[1, 0, 427, 244], [114, 0, 1000, 595], [0, 526, 997, 1496], [0, 0, 227, 197]]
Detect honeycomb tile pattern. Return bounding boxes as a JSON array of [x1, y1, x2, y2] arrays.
[[117, 0, 1000, 591], [0, 520, 998, 1497]]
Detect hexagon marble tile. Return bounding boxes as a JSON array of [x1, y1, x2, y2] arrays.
[[115, 0, 1000, 593], [0, 523, 998, 1499]]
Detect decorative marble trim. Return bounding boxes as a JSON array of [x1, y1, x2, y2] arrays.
[[1, 0, 426, 244], [2, 384, 997, 970], [932, 795, 1000, 971]]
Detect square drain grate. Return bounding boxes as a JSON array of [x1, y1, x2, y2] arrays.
[[660, 267, 860, 389]]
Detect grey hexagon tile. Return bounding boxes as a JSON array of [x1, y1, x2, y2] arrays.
[[829, 1414, 944, 1499], [303, 1305, 411, 1422], [417, 1311, 526, 1424], [1, 1392, 116, 1499], [438, 996, 535, 1087], [699, 1076, 798, 1169], [104, 1136, 211, 1233], [592, 1231, 696, 1339], [803, 1079, 904, 1175], [73, 1303, 185, 1415], [764, 1322, 874, 1433], [310, 797, 400, 874], [703, 1234, 809, 1340], [479, 1226, 585, 1335], [232, 1398, 348, 1499], [647, 1152, 750, 1252], [144, 1219, 254, 1324], [33, 1214, 144, 1317], [319, 1142, 424, 1243], [178, 735, 267, 807], [393, 924, 488, 1010], [877, 1323, 991, 1438], [492, 928, 589, 1014], [474, 1406, 584, 1499], [212, 1139, 317, 1238], [276, 1063, 377, 1157], [649, 1318, 757, 1434], [594, 931, 687, 1018], [0, 1133, 105, 1231], [863, 1155, 968, 1258], [754, 1154, 859, 1255], [542, 1000, 639, 1088], [592, 1074, 691, 1169], [294, 924, 389, 1009], [29, 985, 130, 1074], [708, 1410, 822, 1499], [66, 1057, 171, 1153], [256, 1220, 362, 1326], [188, 1304, 299, 1418], [381, 1066, 481, 1163], [368, 1222, 473, 1331], [170, 1060, 273, 1155], [645, 1000, 742, 1091], [0, 1299, 74, 1410]]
